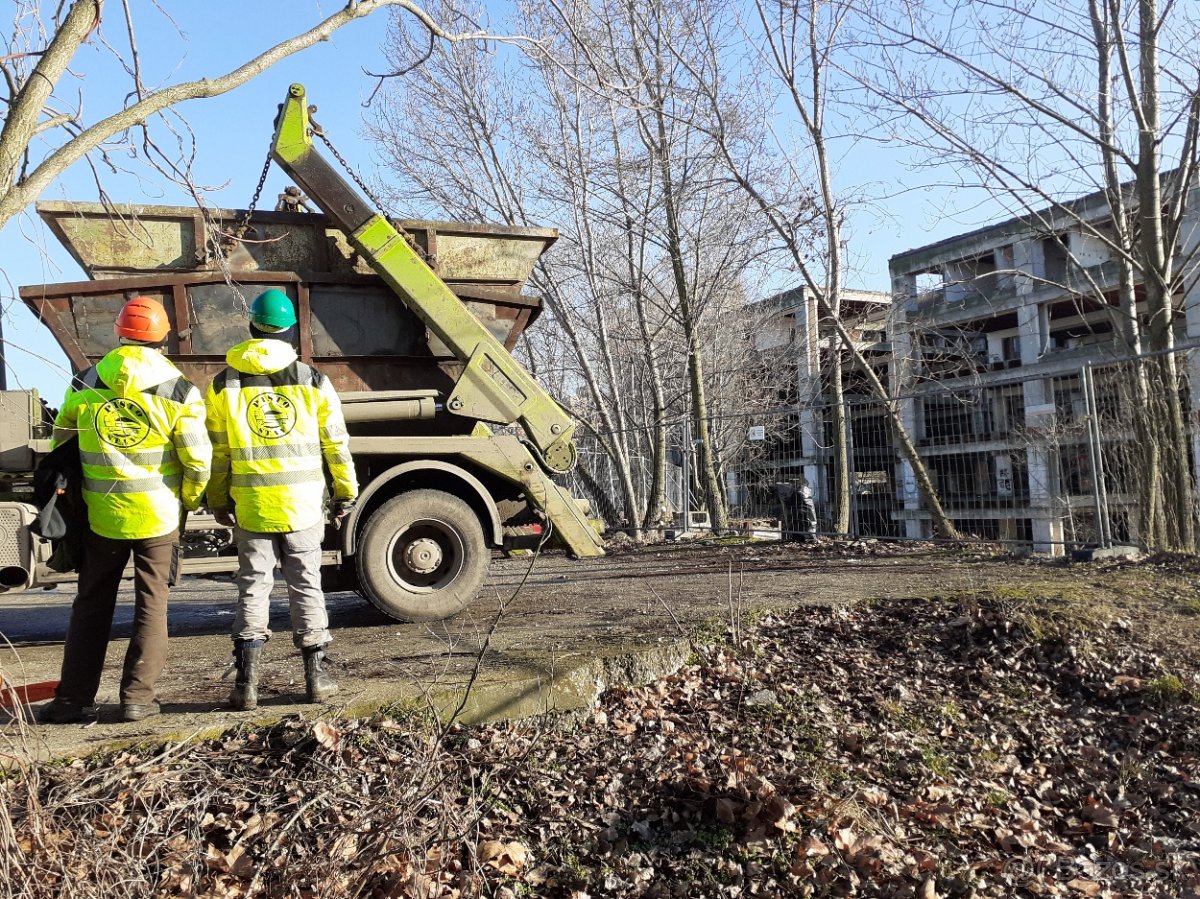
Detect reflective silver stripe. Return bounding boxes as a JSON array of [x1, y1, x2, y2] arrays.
[[232, 442, 321, 462], [83, 473, 183, 494], [145, 376, 196, 405], [320, 425, 348, 440], [183, 468, 211, 483], [231, 469, 324, 489], [207, 429, 228, 442], [80, 448, 174, 467], [176, 430, 210, 448], [326, 451, 354, 468]]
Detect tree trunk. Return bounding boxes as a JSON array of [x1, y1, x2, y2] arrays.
[[636, 295, 670, 528], [650, 107, 728, 529], [827, 309, 960, 538], [685, 340, 730, 530], [1135, 0, 1194, 550], [538, 280, 643, 535], [828, 348, 852, 534], [608, 105, 671, 530]]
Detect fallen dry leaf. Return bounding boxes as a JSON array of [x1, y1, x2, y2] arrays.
[[312, 721, 341, 750], [6, 588, 1197, 899], [834, 827, 857, 852], [479, 839, 528, 877]]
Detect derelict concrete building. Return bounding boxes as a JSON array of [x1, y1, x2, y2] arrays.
[[887, 180, 1200, 552], [749, 285, 892, 532]]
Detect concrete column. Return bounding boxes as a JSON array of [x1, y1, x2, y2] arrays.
[[896, 396, 925, 539], [986, 333, 1005, 364], [1016, 302, 1045, 382], [1013, 237, 1046, 289], [793, 286, 827, 517], [1016, 258, 1064, 554]]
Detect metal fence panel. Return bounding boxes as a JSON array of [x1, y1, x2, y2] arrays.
[[562, 345, 1200, 553]]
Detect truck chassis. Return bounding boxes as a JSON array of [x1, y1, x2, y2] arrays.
[[0, 84, 602, 621]]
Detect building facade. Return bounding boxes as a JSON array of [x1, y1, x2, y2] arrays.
[[747, 285, 892, 533], [888, 183, 1200, 552]]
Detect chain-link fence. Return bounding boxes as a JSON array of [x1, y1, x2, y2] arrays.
[[566, 345, 1200, 553]]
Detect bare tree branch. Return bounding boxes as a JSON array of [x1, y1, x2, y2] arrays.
[[0, 0, 525, 227]]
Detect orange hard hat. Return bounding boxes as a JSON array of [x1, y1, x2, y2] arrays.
[[114, 296, 171, 343]]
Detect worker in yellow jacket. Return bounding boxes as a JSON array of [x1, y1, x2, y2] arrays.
[[205, 289, 358, 710], [39, 297, 211, 724]]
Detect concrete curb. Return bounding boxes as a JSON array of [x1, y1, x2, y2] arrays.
[[420, 639, 694, 725], [4, 636, 693, 764]]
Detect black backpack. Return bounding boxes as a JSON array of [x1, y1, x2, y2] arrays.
[[29, 437, 88, 572]]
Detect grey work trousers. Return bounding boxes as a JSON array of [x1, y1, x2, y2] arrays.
[[232, 521, 331, 649]]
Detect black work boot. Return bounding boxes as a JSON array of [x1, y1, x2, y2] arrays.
[[38, 696, 96, 724], [121, 700, 161, 722], [302, 644, 338, 703], [230, 639, 265, 711]]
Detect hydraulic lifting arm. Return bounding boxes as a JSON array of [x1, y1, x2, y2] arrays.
[[271, 84, 604, 559], [270, 83, 578, 475]]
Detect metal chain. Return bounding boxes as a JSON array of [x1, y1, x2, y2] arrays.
[[315, 128, 391, 216], [200, 139, 273, 311], [235, 148, 274, 235], [312, 125, 433, 263]]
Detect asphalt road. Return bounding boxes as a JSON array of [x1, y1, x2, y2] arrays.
[[0, 541, 1094, 761]]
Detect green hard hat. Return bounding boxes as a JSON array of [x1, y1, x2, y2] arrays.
[[249, 289, 297, 330]]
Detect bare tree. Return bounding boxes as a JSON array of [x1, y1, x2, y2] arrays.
[[367, 2, 657, 535], [0, 0, 513, 232], [371, 0, 784, 535], [531, 0, 785, 533], [857, 0, 1200, 550], [664, 0, 959, 537]]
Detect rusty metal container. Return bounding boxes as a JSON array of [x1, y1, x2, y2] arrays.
[[21, 202, 556, 395]]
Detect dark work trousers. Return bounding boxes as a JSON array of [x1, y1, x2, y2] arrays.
[[55, 528, 178, 706]]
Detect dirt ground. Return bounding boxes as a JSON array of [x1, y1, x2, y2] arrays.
[[3, 539, 1200, 760]]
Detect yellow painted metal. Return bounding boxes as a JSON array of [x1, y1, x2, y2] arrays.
[[350, 214, 579, 471], [271, 84, 578, 474], [349, 435, 604, 558], [271, 84, 602, 558]]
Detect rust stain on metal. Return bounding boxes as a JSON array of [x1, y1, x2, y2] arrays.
[[23, 202, 556, 392], [38, 202, 556, 289]]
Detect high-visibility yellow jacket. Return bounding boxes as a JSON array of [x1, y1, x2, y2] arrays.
[[205, 339, 358, 533], [52, 346, 212, 540]]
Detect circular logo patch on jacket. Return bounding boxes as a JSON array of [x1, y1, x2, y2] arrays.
[[96, 397, 151, 448], [247, 392, 297, 440]]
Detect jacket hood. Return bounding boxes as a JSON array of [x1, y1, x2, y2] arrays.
[[226, 339, 298, 375], [96, 345, 181, 396]]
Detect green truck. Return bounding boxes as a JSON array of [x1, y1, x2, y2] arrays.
[[0, 84, 603, 622]]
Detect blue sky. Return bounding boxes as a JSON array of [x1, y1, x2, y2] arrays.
[[1, 1, 400, 399], [0, 0, 991, 401]]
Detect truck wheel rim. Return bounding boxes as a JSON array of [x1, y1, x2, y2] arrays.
[[385, 519, 464, 593], [404, 537, 443, 575]]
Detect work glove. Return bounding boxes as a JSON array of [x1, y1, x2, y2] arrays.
[[329, 499, 355, 529], [213, 509, 236, 528]]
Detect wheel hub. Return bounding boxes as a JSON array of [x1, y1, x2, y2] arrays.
[[404, 537, 443, 575]]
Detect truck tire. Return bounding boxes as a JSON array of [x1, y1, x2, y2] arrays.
[[356, 489, 488, 622]]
